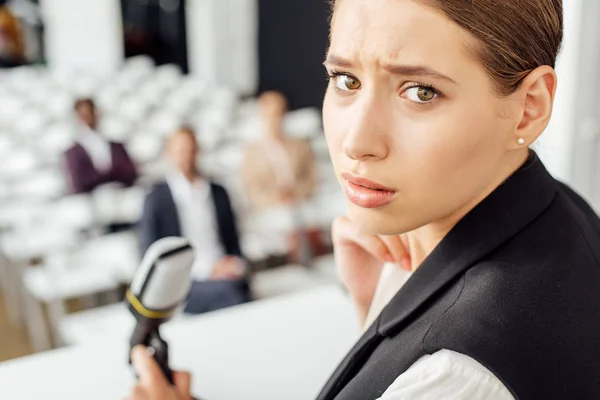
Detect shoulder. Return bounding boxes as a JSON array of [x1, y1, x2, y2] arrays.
[[381, 350, 514, 400], [146, 181, 171, 199], [422, 186, 600, 385], [209, 181, 229, 198], [554, 181, 600, 265], [109, 141, 128, 151], [65, 143, 84, 157]]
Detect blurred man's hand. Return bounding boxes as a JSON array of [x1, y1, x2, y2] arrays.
[[127, 346, 191, 400], [211, 256, 244, 280]]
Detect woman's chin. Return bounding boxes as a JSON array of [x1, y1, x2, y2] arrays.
[[347, 205, 409, 236]]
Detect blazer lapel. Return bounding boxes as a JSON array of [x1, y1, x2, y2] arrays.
[[315, 318, 384, 400], [162, 183, 183, 238], [317, 153, 557, 399]]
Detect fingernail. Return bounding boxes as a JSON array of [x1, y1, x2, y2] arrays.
[[384, 254, 395, 263], [131, 345, 146, 361], [400, 258, 412, 271]]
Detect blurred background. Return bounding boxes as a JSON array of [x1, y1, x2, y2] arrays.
[[0, 0, 597, 365]]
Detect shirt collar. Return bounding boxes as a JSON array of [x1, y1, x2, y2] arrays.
[[166, 171, 211, 202]]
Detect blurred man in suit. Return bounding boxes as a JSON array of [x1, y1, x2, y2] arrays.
[[64, 98, 138, 194], [242, 91, 319, 263], [140, 127, 250, 314]]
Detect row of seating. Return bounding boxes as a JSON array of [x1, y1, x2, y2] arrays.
[[0, 56, 344, 354]]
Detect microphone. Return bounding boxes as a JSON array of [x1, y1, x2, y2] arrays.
[[126, 237, 195, 385]]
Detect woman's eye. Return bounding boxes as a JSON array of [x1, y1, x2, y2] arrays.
[[333, 74, 361, 92], [404, 86, 437, 103]]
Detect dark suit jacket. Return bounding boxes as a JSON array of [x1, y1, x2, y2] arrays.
[[318, 152, 600, 400], [64, 142, 138, 194], [139, 181, 244, 260]]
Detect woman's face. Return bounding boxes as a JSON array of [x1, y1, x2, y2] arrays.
[[323, 0, 521, 236]]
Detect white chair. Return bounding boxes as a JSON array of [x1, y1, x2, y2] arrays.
[[1, 224, 81, 262], [45, 91, 75, 120], [123, 55, 155, 75], [91, 185, 145, 227], [119, 95, 152, 123], [138, 80, 169, 107], [96, 85, 126, 113], [48, 194, 97, 232], [0, 202, 47, 233], [59, 302, 134, 345], [12, 170, 67, 201], [21, 262, 120, 351], [136, 161, 168, 186], [146, 111, 183, 137], [37, 122, 76, 159], [98, 116, 133, 142], [153, 64, 183, 93], [19, 229, 138, 351], [229, 113, 263, 142], [283, 107, 322, 140], [13, 108, 50, 140], [0, 134, 16, 160], [0, 95, 27, 126], [127, 134, 164, 165], [0, 148, 40, 180]]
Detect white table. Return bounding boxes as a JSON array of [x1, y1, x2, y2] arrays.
[[0, 286, 359, 400]]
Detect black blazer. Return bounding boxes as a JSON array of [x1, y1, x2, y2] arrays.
[[139, 181, 244, 259], [318, 153, 600, 400]]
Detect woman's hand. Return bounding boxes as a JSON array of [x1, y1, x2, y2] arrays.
[[332, 216, 411, 325], [127, 346, 192, 400]]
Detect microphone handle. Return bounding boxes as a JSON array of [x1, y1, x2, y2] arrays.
[[147, 329, 175, 385]]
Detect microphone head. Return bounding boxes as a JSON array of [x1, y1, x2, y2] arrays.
[[126, 237, 195, 323]]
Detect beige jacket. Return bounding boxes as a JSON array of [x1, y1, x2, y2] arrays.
[[242, 138, 316, 211]]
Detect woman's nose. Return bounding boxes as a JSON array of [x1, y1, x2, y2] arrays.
[[342, 94, 389, 162]]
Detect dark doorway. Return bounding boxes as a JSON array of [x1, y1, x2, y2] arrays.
[[258, 0, 330, 110], [120, 0, 188, 73]]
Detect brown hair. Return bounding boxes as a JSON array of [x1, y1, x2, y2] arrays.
[[74, 98, 95, 111], [330, 0, 563, 96]]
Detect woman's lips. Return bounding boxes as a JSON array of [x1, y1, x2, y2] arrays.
[[342, 173, 397, 209]]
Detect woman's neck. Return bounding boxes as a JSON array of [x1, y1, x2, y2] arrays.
[[406, 149, 530, 270]]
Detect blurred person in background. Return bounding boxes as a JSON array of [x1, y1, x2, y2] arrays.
[[0, 5, 24, 67], [64, 98, 138, 195], [140, 127, 250, 314], [242, 91, 321, 263]]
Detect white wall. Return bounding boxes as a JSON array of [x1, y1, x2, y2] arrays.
[[186, 0, 258, 95], [39, 0, 124, 76], [537, 0, 584, 183]]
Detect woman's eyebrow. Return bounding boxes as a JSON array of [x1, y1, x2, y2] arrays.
[[324, 54, 456, 84]]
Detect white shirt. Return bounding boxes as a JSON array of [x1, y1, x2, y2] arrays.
[[366, 263, 515, 400], [76, 126, 113, 173], [166, 173, 225, 281]]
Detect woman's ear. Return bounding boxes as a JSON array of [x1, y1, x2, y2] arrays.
[[511, 66, 557, 149]]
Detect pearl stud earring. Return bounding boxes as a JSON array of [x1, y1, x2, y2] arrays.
[[517, 138, 526, 145]]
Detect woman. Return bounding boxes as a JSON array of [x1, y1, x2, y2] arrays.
[[127, 0, 600, 399]]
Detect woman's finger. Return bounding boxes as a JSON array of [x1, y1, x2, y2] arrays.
[[379, 235, 408, 264], [173, 371, 192, 400], [126, 385, 148, 400], [333, 216, 394, 262], [131, 346, 165, 385]]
